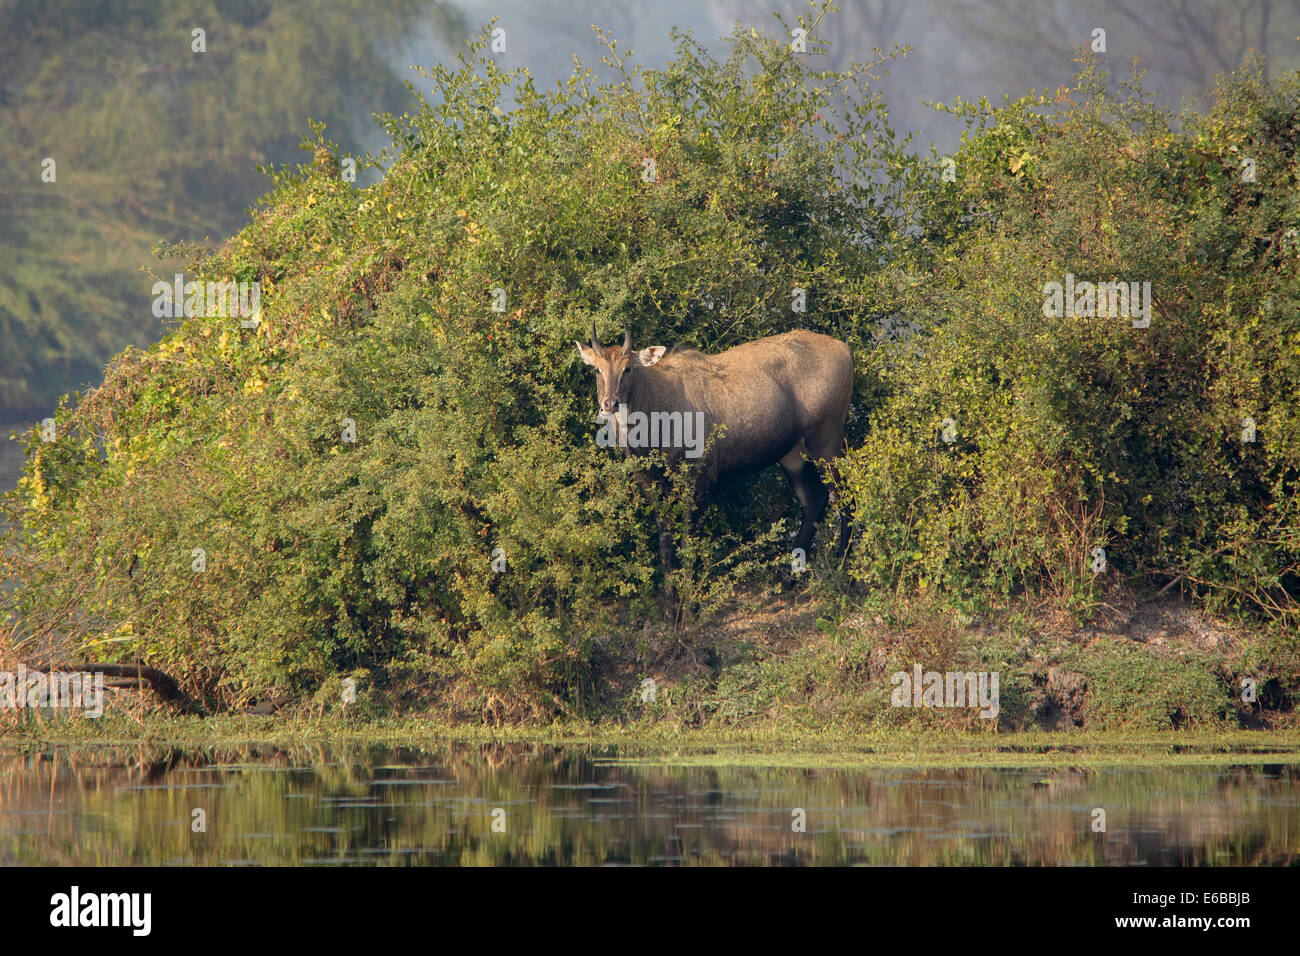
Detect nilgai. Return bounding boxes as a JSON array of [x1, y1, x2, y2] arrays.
[[577, 326, 853, 574]]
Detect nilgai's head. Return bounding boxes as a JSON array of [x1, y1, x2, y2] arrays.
[[575, 325, 666, 413]]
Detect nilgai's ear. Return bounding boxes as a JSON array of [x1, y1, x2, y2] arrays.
[[636, 346, 667, 367], [576, 341, 597, 366]]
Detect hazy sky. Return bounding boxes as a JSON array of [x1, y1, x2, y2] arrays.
[[380, 0, 1289, 155]]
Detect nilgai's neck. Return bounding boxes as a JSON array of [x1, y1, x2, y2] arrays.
[[627, 366, 655, 412], [629, 362, 692, 415]]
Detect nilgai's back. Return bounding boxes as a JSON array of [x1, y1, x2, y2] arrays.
[[658, 330, 853, 475]]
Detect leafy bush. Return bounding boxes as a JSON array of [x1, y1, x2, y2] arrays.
[[6, 7, 1299, 722], [837, 57, 1300, 668], [1, 8, 911, 716]]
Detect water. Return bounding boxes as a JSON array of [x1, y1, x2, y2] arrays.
[[1, 743, 1297, 865]]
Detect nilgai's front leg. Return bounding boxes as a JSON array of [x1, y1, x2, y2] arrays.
[[656, 523, 677, 576], [834, 508, 850, 559], [638, 472, 681, 609], [657, 520, 680, 617]]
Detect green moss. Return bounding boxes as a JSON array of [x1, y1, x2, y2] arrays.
[[8, 716, 1300, 770]]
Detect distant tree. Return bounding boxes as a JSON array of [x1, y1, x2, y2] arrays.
[[0, 0, 464, 420], [948, 0, 1300, 93]]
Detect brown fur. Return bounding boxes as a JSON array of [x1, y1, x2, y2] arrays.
[[578, 329, 854, 560]]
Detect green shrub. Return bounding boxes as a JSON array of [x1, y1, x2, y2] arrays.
[[1, 7, 912, 716], [6, 10, 1299, 721], [836, 56, 1300, 674]]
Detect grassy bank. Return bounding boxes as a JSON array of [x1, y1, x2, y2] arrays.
[[5, 587, 1294, 749]]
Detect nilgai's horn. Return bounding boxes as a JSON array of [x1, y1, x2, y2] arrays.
[[591, 322, 601, 351], [622, 328, 632, 352]]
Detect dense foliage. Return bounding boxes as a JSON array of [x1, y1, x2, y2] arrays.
[[840, 58, 1300, 650], [3, 8, 1297, 719], [2, 13, 912, 717]]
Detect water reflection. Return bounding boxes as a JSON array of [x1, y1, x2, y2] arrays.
[[0, 743, 1296, 865]]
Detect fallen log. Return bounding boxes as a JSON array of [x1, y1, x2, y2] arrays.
[[23, 659, 203, 715]]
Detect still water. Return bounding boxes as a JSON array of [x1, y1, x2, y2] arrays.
[[1, 742, 1297, 865]]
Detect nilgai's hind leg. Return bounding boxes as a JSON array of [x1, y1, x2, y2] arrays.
[[804, 413, 851, 559], [780, 441, 830, 556]]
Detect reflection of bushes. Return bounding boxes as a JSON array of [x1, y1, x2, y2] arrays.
[[1, 745, 1296, 865]]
